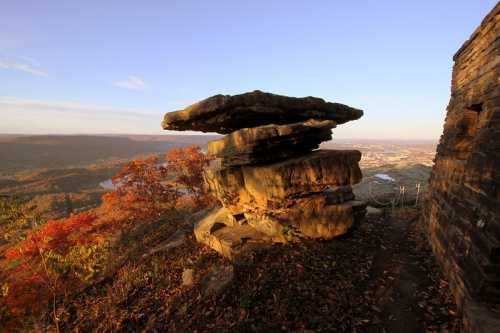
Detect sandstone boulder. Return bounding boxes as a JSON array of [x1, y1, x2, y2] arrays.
[[195, 199, 366, 246], [245, 198, 366, 240], [201, 265, 235, 296], [194, 207, 273, 260], [182, 269, 194, 286], [162, 90, 363, 134], [204, 149, 362, 213], [208, 120, 336, 167]]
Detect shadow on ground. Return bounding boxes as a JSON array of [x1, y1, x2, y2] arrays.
[[57, 207, 462, 332]]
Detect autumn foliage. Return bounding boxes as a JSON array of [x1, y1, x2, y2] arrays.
[[1, 211, 106, 323], [5, 212, 98, 260], [102, 155, 177, 223], [101, 146, 214, 223], [0, 146, 213, 328], [166, 146, 215, 208]]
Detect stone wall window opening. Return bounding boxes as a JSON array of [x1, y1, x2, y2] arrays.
[[466, 102, 483, 113], [452, 101, 484, 159], [464, 101, 484, 136]]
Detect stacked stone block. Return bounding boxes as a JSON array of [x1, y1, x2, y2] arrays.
[[424, 4, 500, 332]]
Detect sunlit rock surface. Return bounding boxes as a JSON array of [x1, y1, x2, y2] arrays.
[[194, 207, 273, 260], [208, 120, 336, 167], [204, 149, 362, 213], [423, 4, 500, 332]]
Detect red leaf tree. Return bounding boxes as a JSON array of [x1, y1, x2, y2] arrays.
[[102, 155, 178, 223], [5, 212, 97, 260], [166, 146, 214, 208], [1, 212, 101, 324]]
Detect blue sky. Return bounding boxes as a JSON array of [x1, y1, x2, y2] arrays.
[[1, 0, 497, 139]]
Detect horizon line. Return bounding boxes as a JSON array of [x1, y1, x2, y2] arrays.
[[0, 132, 439, 142]]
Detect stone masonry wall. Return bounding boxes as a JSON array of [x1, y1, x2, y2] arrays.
[[424, 3, 499, 332]]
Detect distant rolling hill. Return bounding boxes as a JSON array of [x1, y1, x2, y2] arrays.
[[0, 134, 219, 175]]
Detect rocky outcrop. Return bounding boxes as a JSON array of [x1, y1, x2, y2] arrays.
[[204, 150, 362, 213], [207, 120, 336, 167], [424, 4, 500, 332], [194, 208, 273, 260], [162, 90, 363, 133], [163, 91, 366, 259]]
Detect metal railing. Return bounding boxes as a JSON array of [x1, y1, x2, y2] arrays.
[[366, 177, 422, 210]]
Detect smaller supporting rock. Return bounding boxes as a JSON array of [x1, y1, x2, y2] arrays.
[[201, 265, 235, 297], [194, 207, 273, 260], [204, 149, 363, 213], [208, 119, 336, 167]]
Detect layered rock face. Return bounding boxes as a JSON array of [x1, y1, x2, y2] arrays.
[[424, 4, 500, 332], [163, 90, 366, 259]]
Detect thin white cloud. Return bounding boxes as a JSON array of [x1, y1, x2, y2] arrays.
[[0, 96, 164, 134], [0, 96, 212, 136], [0, 58, 47, 76], [18, 56, 41, 67], [113, 75, 146, 90], [0, 96, 158, 118]]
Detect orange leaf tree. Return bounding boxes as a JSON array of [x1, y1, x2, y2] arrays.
[[1, 212, 106, 325], [166, 146, 214, 208], [102, 155, 179, 223]]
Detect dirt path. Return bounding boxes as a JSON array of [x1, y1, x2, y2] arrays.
[[366, 210, 460, 332]]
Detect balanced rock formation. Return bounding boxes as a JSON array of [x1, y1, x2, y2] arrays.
[[163, 91, 366, 259], [424, 4, 500, 332]]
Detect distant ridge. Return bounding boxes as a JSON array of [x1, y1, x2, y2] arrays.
[[0, 134, 218, 174]]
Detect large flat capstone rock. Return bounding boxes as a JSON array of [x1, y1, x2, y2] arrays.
[[208, 120, 336, 167], [162, 90, 363, 134], [204, 149, 362, 213]]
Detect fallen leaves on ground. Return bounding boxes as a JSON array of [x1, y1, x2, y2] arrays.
[[52, 207, 462, 332]]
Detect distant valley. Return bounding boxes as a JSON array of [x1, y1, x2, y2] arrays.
[[0, 134, 219, 175], [0, 134, 218, 219], [0, 135, 437, 220]]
